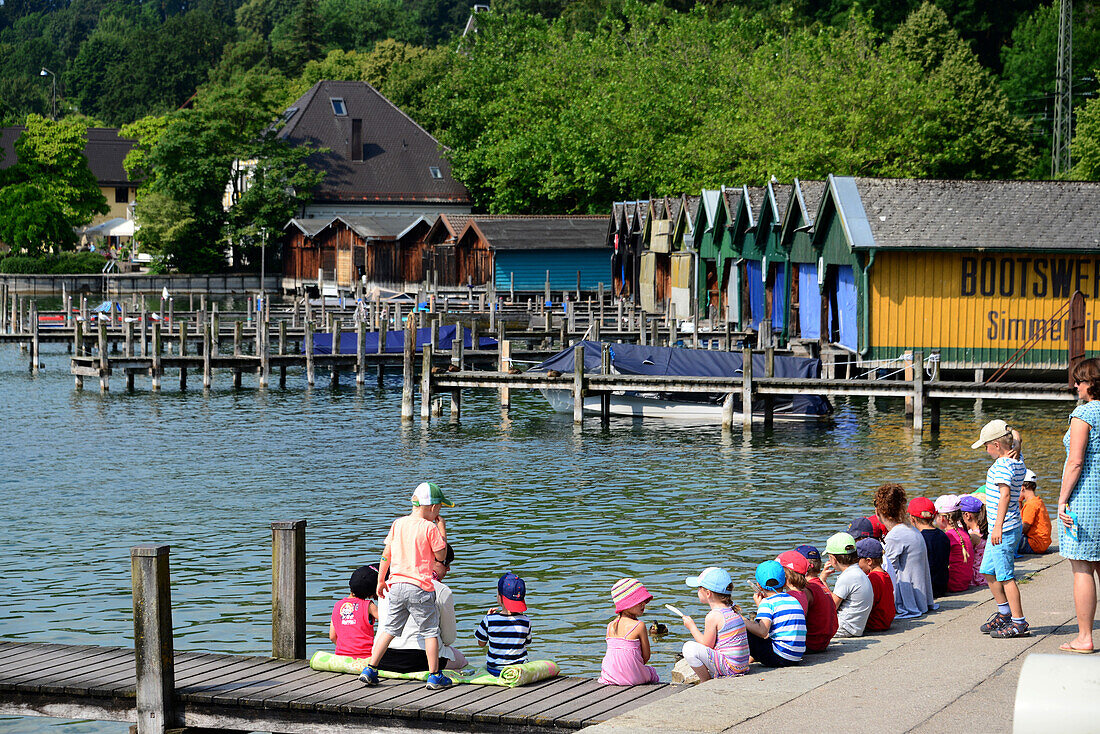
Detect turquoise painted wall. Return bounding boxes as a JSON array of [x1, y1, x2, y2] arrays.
[[494, 249, 612, 291]]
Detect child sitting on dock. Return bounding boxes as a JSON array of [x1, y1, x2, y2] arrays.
[[745, 560, 806, 667], [599, 578, 660, 685], [960, 495, 989, 588], [856, 538, 895, 632], [935, 495, 977, 593], [795, 545, 838, 653], [677, 567, 749, 681], [475, 572, 532, 676], [329, 565, 379, 658], [359, 482, 453, 691], [875, 483, 936, 619], [776, 551, 811, 616], [909, 497, 950, 598], [972, 420, 1030, 638], [818, 533, 873, 637], [1017, 470, 1051, 555]]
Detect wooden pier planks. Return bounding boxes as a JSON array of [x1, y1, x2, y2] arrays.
[[0, 642, 681, 731]]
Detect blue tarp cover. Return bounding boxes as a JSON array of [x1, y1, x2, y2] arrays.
[[531, 341, 831, 416], [307, 325, 498, 355]]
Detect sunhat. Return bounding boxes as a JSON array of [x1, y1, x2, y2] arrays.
[[825, 532, 857, 555], [686, 567, 733, 594], [411, 481, 454, 508], [971, 419, 1012, 449], [755, 560, 786, 592], [611, 578, 653, 613], [934, 494, 960, 514]]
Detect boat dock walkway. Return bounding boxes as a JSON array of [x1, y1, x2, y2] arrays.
[[582, 548, 1073, 734]]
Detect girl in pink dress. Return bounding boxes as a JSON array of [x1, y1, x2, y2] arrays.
[[599, 578, 660, 685]]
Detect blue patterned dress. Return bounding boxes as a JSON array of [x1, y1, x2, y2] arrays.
[[1061, 400, 1100, 560]]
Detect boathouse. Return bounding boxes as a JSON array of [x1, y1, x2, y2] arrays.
[[810, 176, 1100, 368], [446, 215, 610, 291], [780, 179, 827, 343]]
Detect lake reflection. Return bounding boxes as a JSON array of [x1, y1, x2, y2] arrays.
[[0, 343, 1074, 733]]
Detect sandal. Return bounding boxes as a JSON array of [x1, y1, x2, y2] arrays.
[[1059, 641, 1096, 654]]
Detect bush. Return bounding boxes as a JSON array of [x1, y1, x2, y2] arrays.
[[0, 252, 106, 274]]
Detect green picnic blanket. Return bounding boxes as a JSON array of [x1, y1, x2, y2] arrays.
[[309, 650, 559, 687]]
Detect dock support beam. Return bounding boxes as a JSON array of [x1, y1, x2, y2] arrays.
[[401, 318, 415, 421], [131, 544, 177, 734], [573, 343, 585, 425], [271, 520, 306, 660]]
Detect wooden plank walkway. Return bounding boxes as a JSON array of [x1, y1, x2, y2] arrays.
[[0, 642, 679, 733]]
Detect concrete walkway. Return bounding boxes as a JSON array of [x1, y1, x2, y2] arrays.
[[585, 549, 1089, 734]]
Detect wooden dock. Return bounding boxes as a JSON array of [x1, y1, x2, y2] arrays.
[[0, 641, 676, 733]]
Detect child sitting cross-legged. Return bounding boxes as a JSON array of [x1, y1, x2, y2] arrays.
[[856, 538, 896, 632], [795, 545, 838, 653], [676, 567, 749, 681], [1017, 470, 1051, 555], [745, 560, 806, 667], [329, 565, 379, 658], [475, 572, 532, 676], [818, 532, 873, 638], [599, 578, 660, 685]]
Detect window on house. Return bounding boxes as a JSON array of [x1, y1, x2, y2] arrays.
[[115, 187, 129, 203], [330, 98, 347, 116], [429, 167, 443, 179]]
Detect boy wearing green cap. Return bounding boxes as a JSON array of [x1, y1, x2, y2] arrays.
[[360, 482, 454, 690]]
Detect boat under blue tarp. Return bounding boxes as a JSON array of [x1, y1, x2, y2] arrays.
[[307, 324, 498, 355], [530, 340, 831, 417]]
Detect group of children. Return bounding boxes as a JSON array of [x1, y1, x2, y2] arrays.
[[327, 419, 1051, 690]]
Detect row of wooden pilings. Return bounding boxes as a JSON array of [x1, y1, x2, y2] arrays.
[[131, 520, 308, 734]]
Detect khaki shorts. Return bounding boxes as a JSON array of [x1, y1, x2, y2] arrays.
[[381, 583, 440, 639]]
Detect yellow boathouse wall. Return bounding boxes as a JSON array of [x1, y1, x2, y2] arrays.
[[869, 250, 1100, 368]]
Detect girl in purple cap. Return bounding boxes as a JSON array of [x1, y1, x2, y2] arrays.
[[599, 578, 660, 685]]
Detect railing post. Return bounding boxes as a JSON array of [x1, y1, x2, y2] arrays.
[[131, 544, 176, 734], [271, 520, 306, 659]]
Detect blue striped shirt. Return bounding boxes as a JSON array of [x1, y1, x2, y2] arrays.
[[757, 592, 806, 661], [475, 612, 531, 670], [985, 457, 1026, 532]]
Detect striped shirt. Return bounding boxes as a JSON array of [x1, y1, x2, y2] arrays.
[[985, 457, 1026, 532], [756, 592, 807, 662], [712, 607, 750, 675], [475, 612, 531, 670]]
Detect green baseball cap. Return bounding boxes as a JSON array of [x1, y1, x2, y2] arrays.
[[825, 532, 857, 555], [411, 481, 454, 508]]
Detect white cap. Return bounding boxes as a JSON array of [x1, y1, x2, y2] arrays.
[[934, 494, 960, 513], [1024, 469, 1038, 484], [971, 419, 1012, 449]]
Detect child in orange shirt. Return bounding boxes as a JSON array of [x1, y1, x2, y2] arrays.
[[1017, 470, 1051, 555]]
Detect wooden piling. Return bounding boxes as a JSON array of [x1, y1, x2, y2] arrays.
[[151, 323, 161, 391], [430, 318, 439, 351], [330, 321, 341, 386], [203, 322, 212, 389], [279, 320, 287, 388], [763, 346, 775, 427], [259, 321, 269, 388], [0, 283, 6, 333], [499, 339, 512, 409], [74, 321, 84, 389], [30, 302, 38, 374], [721, 392, 735, 430], [130, 544, 177, 734], [98, 321, 109, 392], [124, 319, 133, 358], [140, 306, 147, 357], [600, 342, 611, 424], [356, 321, 366, 385], [741, 345, 753, 429], [271, 520, 306, 660], [178, 321, 187, 390], [233, 320, 243, 389], [305, 321, 315, 386], [401, 318, 415, 421], [573, 343, 585, 425], [912, 350, 925, 432], [421, 345, 433, 421], [903, 350, 914, 415], [453, 323, 463, 369]]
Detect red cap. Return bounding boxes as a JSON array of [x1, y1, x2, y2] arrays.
[[908, 497, 936, 520], [867, 515, 887, 538], [776, 550, 809, 575]]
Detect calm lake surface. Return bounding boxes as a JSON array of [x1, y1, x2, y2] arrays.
[[0, 339, 1075, 733]]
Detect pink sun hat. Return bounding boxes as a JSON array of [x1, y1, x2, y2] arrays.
[[611, 578, 653, 613]]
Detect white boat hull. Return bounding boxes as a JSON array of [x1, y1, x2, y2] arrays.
[[540, 389, 828, 423]]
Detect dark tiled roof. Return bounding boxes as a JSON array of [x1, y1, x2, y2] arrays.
[[466, 216, 609, 251], [684, 194, 701, 224], [744, 186, 767, 226], [798, 180, 826, 224], [722, 187, 742, 222], [278, 81, 471, 206], [852, 177, 1100, 251], [771, 183, 792, 224], [0, 126, 135, 185]]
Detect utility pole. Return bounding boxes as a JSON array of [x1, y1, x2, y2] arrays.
[[39, 68, 56, 120], [1053, 0, 1073, 176]]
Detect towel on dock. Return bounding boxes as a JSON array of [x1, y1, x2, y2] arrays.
[[309, 651, 558, 687]]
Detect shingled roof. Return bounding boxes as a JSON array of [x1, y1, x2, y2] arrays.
[[0, 126, 134, 186], [850, 177, 1100, 251], [278, 81, 471, 206], [462, 216, 609, 250]]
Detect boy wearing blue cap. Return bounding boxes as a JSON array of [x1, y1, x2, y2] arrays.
[[360, 481, 454, 690], [475, 572, 532, 675], [677, 567, 749, 681], [744, 560, 806, 667]]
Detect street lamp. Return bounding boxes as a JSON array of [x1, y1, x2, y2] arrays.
[[39, 68, 56, 120]]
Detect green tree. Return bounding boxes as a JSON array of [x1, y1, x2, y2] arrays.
[[0, 114, 107, 253], [1071, 92, 1100, 179]]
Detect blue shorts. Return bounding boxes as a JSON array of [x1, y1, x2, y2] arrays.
[[980, 526, 1022, 581]]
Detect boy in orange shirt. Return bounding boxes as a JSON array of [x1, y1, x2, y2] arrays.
[[1017, 470, 1051, 555], [360, 482, 453, 690]]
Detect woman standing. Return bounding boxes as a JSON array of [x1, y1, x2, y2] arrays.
[[874, 483, 935, 619], [1058, 358, 1100, 653]]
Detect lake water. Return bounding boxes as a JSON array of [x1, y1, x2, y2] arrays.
[[0, 340, 1075, 733]]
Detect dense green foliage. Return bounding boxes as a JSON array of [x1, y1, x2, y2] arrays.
[[0, 114, 106, 253], [0, 251, 105, 273]]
